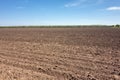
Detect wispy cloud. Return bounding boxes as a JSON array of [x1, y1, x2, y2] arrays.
[[96, 0, 105, 4], [107, 6, 120, 11], [16, 6, 25, 9], [24, 0, 30, 3], [65, 3, 80, 7], [16, 0, 30, 9], [64, 0, 85, 8], [64, 0, 104, 8]]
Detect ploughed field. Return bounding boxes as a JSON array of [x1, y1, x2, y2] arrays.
[[0, 28, 120, 80]]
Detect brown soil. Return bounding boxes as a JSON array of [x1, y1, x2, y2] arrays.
[[0, 28, 120, 80]]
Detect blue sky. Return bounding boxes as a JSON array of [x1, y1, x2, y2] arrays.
[[0, 0, 120, 26]]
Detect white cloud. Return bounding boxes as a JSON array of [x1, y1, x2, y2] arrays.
[[107, 7, 120, 10]]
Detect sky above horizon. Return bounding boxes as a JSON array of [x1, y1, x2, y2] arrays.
[[0, 0, 120, 26]]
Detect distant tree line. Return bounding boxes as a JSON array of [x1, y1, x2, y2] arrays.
[[0, 25, 119, 28], [0, 25, 113, 28]]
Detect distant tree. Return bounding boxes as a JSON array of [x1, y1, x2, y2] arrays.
[[113, 24, 120, 28]]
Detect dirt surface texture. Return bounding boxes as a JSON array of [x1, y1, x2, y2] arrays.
[[0, 28, 120, 80]]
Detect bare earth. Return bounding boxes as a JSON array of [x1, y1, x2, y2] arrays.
[[0, 28, 120, 80]]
